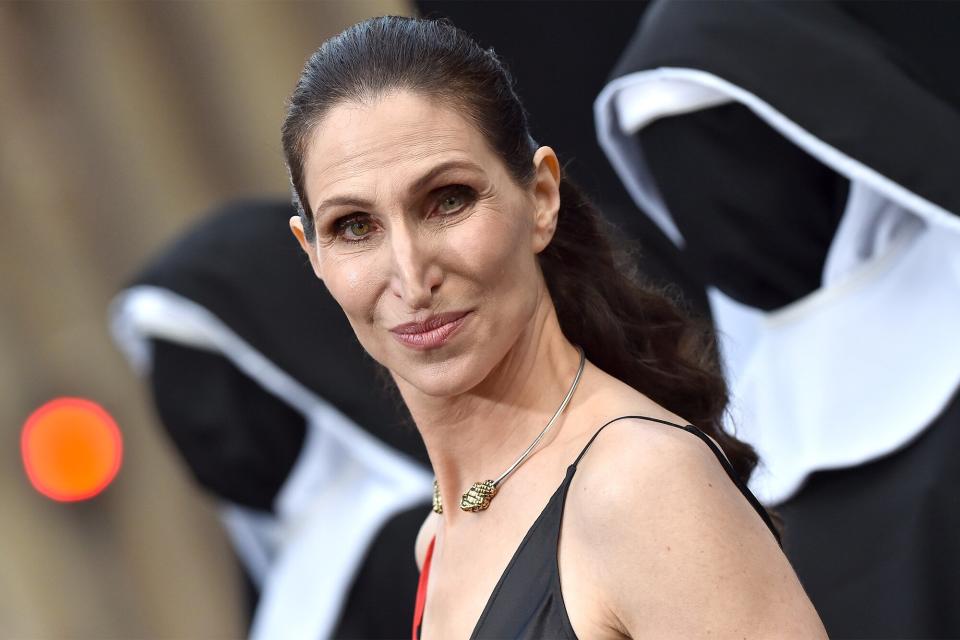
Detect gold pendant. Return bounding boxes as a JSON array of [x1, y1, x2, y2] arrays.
[[459, 480, 498, 512]]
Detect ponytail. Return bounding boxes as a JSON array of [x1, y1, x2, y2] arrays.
[[541, 177, 759, 483]]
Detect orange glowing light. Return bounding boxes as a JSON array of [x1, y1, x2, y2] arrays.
[[21, 397, 123, 501]]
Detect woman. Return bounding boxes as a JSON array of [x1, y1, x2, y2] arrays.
[[282, 16, 824, 640]]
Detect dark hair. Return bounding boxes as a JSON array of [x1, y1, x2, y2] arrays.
[[281, 16, 761, 485]]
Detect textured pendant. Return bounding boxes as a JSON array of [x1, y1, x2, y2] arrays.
[[432, 480, 443, 514], [460, 480, 498, 512]]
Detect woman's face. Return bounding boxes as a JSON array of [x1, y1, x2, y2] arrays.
[[291, 91, 560, 397]]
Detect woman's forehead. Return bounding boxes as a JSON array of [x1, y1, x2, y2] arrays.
[[303, 92, 498, 201]]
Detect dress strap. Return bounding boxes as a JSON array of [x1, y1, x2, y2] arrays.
[[412, 536, 435, 640], [570, 415, 780, 544], [572, 415, 691, 467]]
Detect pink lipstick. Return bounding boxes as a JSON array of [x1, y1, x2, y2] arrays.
[[389, 311, 470, 350]]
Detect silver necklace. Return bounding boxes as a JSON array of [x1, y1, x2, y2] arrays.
[[433, 346, 586, 514]]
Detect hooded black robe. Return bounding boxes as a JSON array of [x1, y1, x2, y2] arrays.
[[596, 2, 960, 637], [111, 199, 432, 639]]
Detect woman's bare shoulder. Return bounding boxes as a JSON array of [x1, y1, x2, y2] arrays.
[[414, 510, 439, 571], [564, 415, 734, 535], [562, 417, 825, 638]]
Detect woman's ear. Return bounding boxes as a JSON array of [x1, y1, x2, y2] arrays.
[[289, 215, 323, 280], [531, 146, 561, 254]]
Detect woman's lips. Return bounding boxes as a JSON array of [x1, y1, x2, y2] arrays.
[[389, 311, 470, 350]]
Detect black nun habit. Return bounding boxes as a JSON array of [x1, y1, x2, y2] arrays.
[[596, 2, 960, 637], [111, 199, 432, 639]]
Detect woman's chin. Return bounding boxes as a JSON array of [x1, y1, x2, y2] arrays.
[[387, 348, 492, 399]]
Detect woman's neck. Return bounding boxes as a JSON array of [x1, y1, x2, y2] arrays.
[[396, 301, 581, 525]]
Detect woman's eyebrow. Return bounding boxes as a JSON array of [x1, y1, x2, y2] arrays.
[[313, 195, 373, 219], [408, 160, 484, 195], [312, 160, 483, 219]]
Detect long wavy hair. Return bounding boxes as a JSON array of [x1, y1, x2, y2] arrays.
[[281, 16, 761, 485]]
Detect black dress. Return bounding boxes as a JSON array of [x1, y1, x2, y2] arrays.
[[414, 415, 779, 640]]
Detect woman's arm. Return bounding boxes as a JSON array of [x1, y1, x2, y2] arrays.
[[564, 420, 826, 639]]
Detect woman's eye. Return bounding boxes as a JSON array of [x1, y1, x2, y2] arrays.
[[439, 194, 464, 213], [335, 216, 375, 242], [347, 221, 370, 237], [435, 186, 474, 216]]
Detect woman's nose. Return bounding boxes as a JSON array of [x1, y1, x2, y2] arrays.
[[388, 224, 442, 309]]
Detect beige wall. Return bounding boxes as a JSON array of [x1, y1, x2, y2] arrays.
[[0, 1, 411, 637]]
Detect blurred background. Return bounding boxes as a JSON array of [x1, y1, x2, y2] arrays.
[[0, 2, 409, 637]]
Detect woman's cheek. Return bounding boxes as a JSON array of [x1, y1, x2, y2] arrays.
[[451, 208, 528, 280], [323, 254, 384, 323], [343, 265, 365, 294]]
